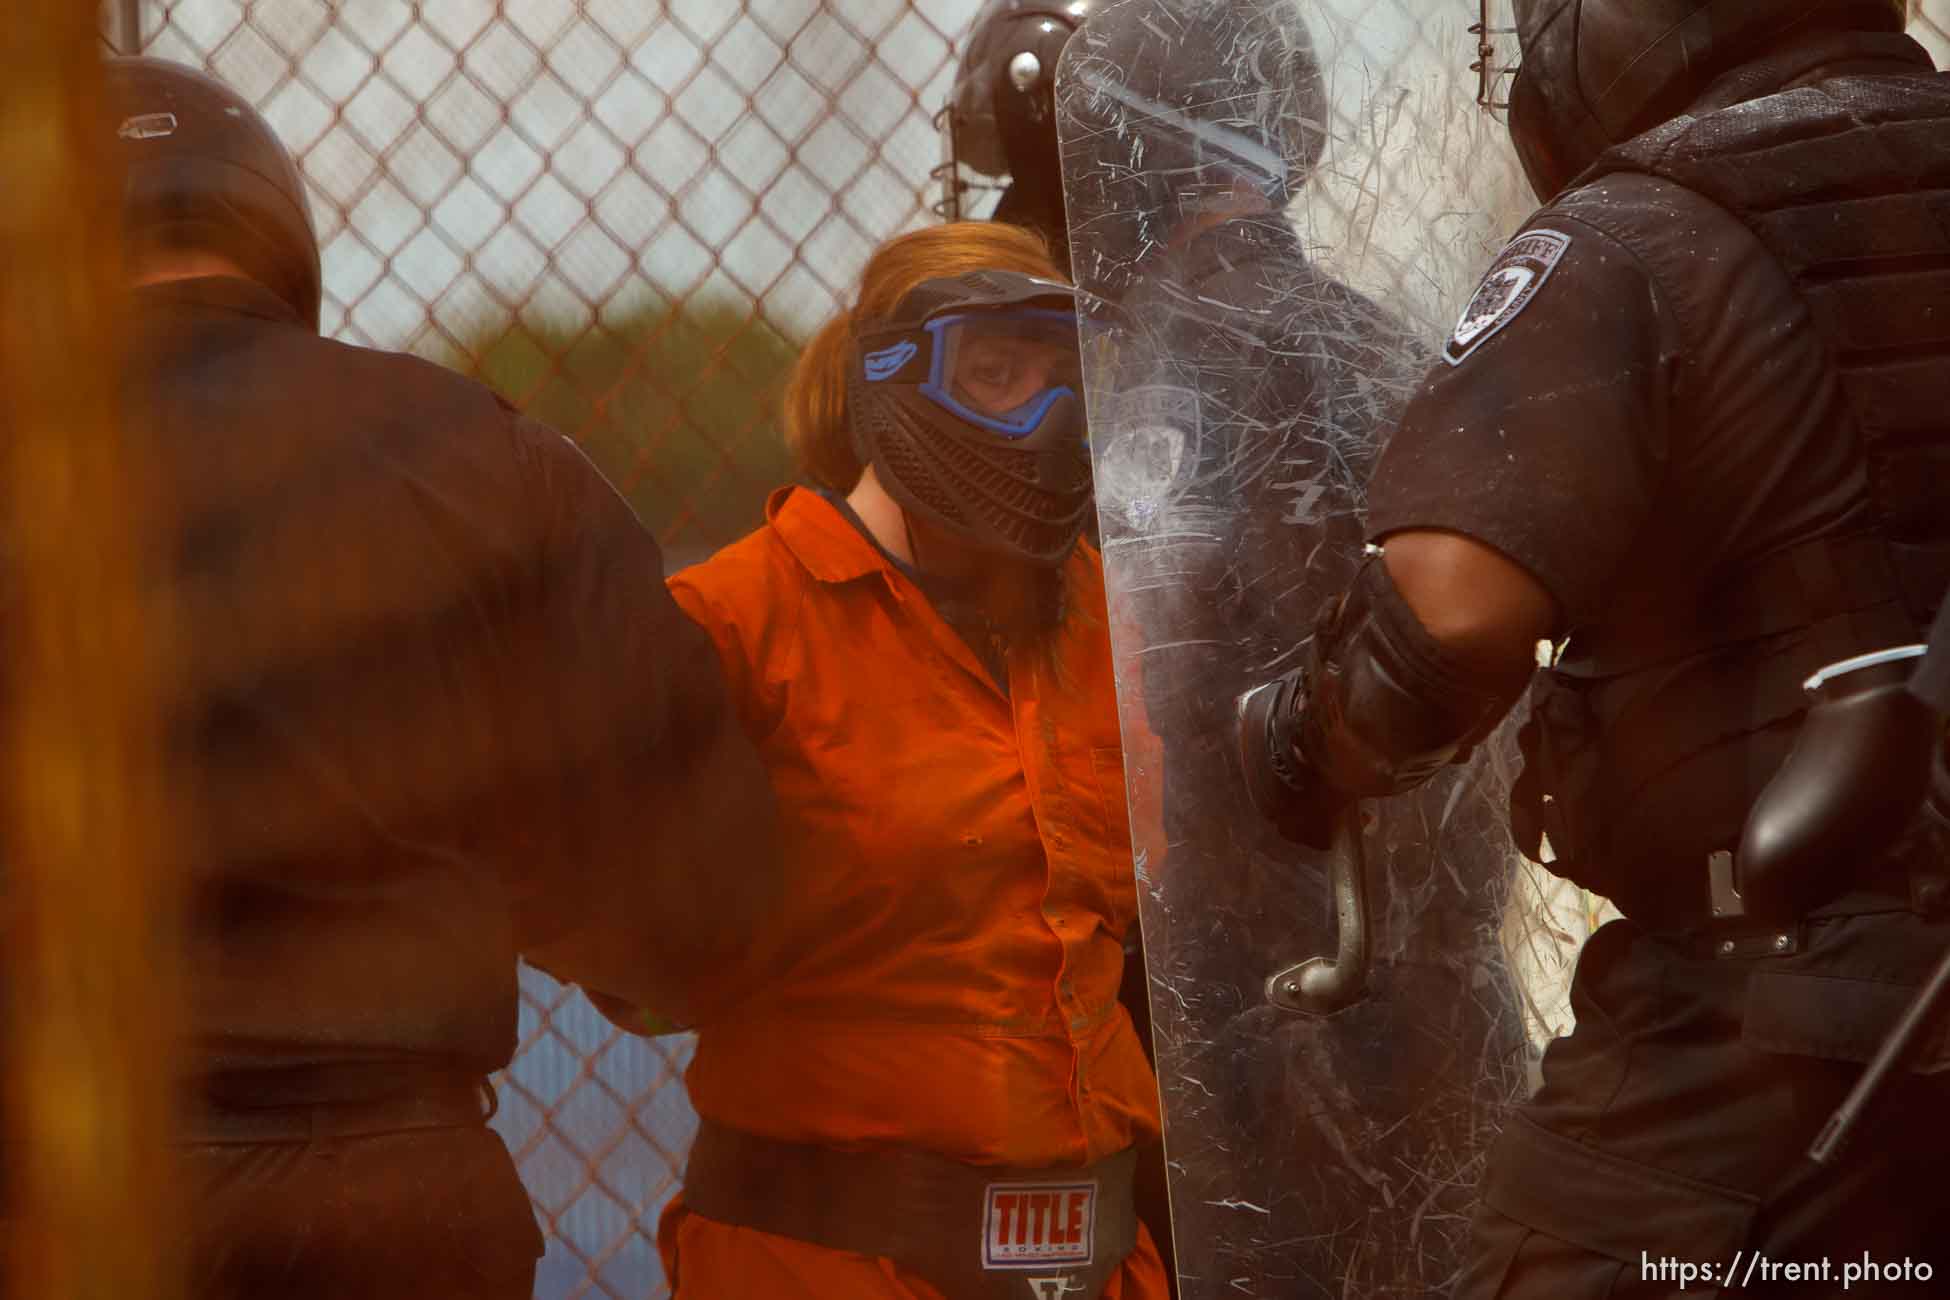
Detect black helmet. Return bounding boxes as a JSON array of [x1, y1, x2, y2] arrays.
[[105, 56, 323, 329], [937, 2, 1097, 261], [1509, 0, 1910, 201], [1055, 0, 1327, 290]]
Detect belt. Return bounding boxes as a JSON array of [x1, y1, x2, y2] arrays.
[[179, 1073, 495, 1146], [682, 1119, 1142, 1300], [1672, 844, 1946, 960]]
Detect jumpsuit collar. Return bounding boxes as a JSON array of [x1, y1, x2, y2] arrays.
[[766, 486, 1014, 697], [765, 485, 889, 585]]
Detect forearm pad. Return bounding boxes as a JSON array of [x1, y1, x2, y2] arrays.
[[1296, 555, 1525, 799]]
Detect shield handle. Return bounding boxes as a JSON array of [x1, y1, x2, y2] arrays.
[[1264, 809, 1371, 1016]]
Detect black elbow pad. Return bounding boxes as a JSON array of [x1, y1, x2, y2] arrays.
[[1298, 556, 1524, 798]]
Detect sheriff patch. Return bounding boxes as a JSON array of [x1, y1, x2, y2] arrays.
[[1443, 228, 1572, 366], [983, 1180, 1097, 1270]]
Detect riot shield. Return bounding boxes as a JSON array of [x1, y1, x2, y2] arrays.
[[1058, 1, 1541, 1294]]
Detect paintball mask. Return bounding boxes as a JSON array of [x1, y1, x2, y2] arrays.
[[850, 269, 1092, 567]]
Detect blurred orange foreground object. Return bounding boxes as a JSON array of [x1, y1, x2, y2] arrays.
[[1, 4, 183, 1299]]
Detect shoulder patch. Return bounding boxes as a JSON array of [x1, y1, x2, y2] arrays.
[[1443, 228, 1572, 366]]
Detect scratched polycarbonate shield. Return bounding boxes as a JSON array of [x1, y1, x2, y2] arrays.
[[1059, 1, 1539, 1294]]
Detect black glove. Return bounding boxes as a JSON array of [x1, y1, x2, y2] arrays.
[[1235, 666, 1349, 851], [1236, 555, 1518, 853]]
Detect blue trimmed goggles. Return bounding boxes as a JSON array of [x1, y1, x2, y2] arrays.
[[858, 306, 1083, 444]]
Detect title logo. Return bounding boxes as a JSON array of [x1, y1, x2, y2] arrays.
[[983, 1180, 1097, 1270]]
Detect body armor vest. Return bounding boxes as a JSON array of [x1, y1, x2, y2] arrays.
[[1515, 74, 1950, 921]]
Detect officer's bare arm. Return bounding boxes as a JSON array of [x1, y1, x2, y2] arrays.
[[1380, 528, 1558, 686]]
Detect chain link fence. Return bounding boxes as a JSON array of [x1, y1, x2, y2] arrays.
[[104, 2, 1950, 1296], [1918, 2, 1950, 57]]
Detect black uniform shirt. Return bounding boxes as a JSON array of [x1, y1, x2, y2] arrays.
[[1365, 172, 1895, 888], [133, 278, 773, 1098], [1368, 171, 1872, 629]]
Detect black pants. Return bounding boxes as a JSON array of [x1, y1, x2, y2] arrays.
[[1461, 909, 1950, 1299], [183, 1124, 543, 1299]]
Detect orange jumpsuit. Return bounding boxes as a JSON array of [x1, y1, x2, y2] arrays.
[[661, 486, 1168, 1299]]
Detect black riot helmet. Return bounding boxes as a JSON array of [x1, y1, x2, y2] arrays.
[[1509, 0, 1912, 202], [937, 2, 1097, 263], [1055, 0, 1328, 288], [849, 269, 1092, 567], [105, 56, 323, 330]]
